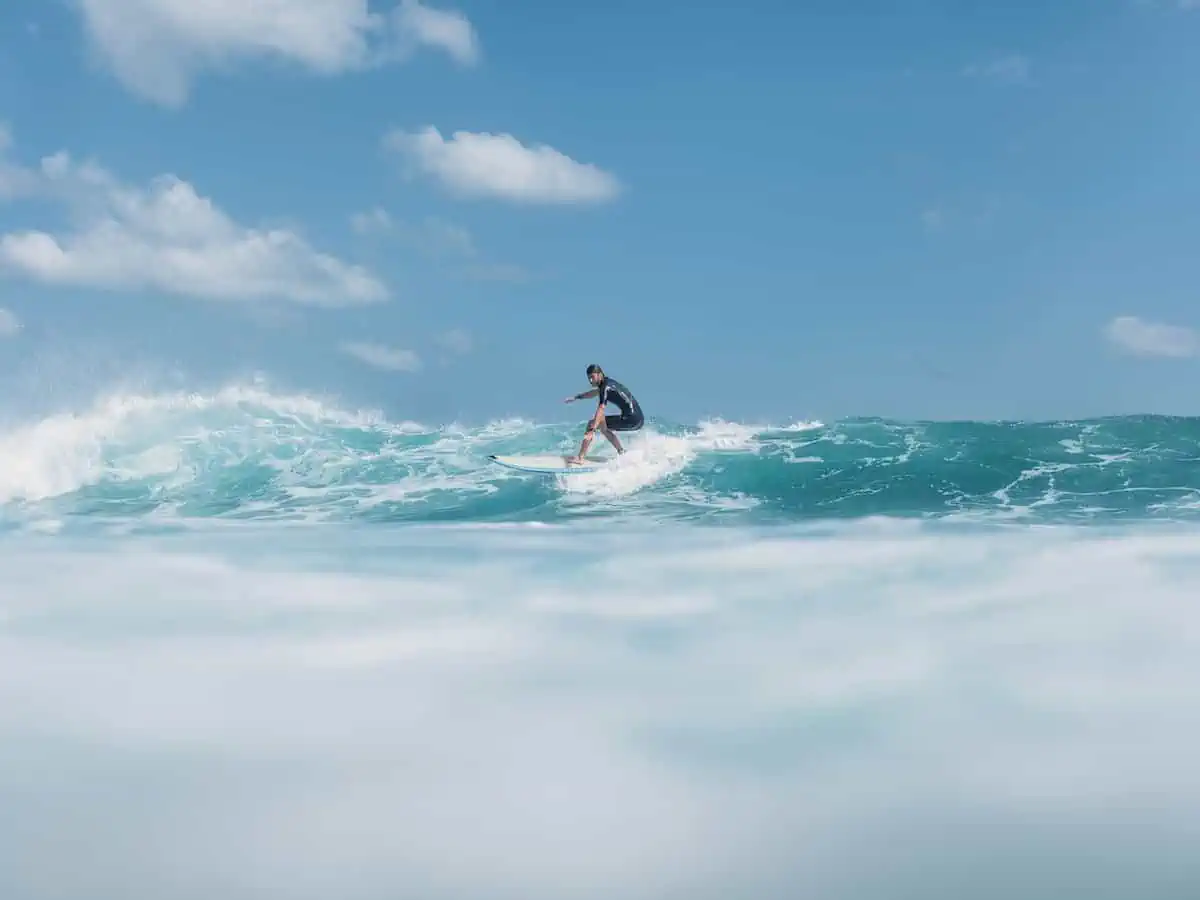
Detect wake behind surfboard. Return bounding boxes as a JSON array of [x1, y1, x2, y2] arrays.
[[487, 454, 611, 475]]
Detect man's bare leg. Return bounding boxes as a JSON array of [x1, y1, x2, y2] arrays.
[[568, 428, 596, 465], [600, 426, 624, 454], [569, 423, 624, 465]]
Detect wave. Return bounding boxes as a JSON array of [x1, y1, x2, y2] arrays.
[[3, 381, 1200, 529]]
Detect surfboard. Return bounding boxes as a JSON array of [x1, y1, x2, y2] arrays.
[[487, 454, 611, 474]]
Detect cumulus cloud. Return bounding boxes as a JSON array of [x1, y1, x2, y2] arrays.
[[1104, 315, 1198, 359], [340, 340, 422, 371], [0, 135, 387, 306], [75, 0, 480, 107], [0, 308, 20, 337], [384, 126, 621, 205], [390, 0, 479, 66]]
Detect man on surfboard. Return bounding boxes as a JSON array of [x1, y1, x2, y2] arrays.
[[563, 364, 644, 465]]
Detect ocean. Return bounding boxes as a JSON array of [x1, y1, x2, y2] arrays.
[[2, 382, 1199, 899]]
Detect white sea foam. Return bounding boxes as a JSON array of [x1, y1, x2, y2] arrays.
[[1, 522, 1198, 899], [0, 380, 411, 505], [555, 420, 767, 502], [3, 383, 1198, 527]]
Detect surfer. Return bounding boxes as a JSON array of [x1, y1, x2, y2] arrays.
[[563, 364, 644, 464]]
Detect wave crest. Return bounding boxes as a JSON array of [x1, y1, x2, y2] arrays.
[[4, 381, 1200, 528]]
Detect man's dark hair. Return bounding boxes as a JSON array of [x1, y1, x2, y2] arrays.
[[586, 364, 602, 377]]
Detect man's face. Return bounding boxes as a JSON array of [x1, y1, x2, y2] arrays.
[[588, 370, 601, 385]]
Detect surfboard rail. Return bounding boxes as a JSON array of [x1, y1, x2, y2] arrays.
[[487, 454, 611, 474]]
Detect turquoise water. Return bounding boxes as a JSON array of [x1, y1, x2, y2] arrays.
[[3, 383, 1200, 899], [3, 383, 1200, 528]]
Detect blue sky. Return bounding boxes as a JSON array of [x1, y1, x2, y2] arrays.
[[1, 0, 1199, 425]]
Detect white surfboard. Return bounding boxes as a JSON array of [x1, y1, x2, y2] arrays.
[[487, 453, 611, 474]]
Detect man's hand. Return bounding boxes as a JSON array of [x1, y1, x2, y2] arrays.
[[563, 395, 577, 404]]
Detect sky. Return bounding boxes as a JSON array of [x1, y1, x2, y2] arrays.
[[1, 0, 1199, 426]]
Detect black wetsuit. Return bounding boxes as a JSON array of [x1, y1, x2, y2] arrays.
[[595, 376, 644, 431]]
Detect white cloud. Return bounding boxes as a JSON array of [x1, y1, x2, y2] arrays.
[[75, 0, 480, 107], [341, 340, 422, 371], [1104, 315, 1199, 359], [964, 54, 1031, 85], [385, 126, 621, 205], [0, 308, 20, 337], [0, 137, 387, 307], [391, 0, 479, 66]]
